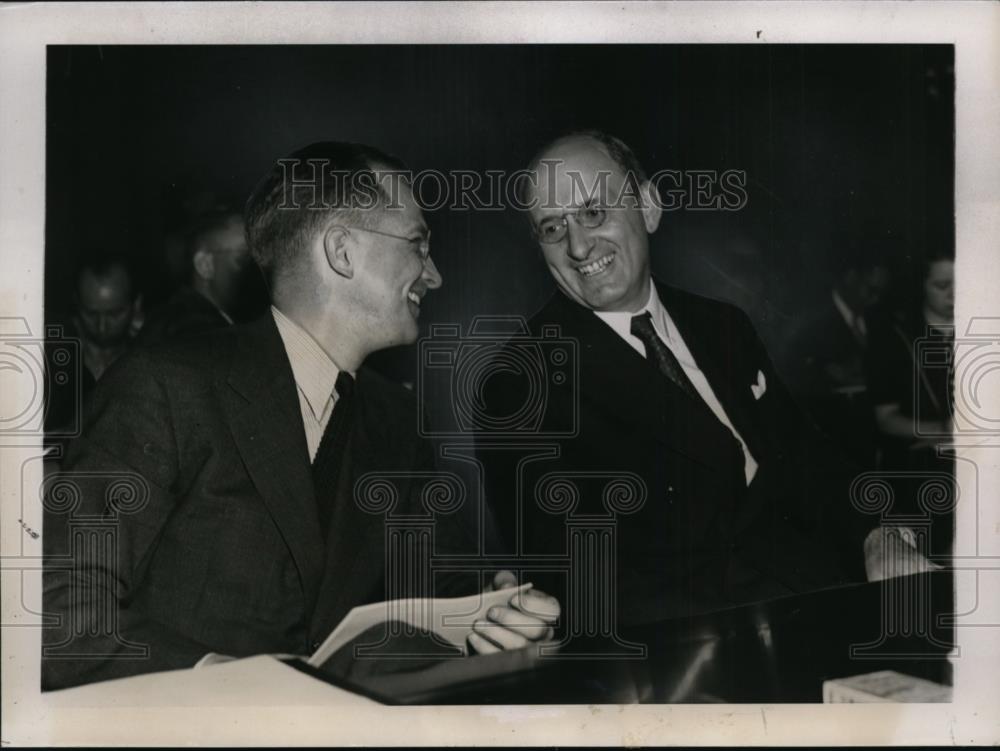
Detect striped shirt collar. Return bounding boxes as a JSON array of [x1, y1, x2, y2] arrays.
[[271, 305, 343, 422]]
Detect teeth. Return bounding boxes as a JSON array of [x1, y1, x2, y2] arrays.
[[407, 291, 421, 305], [578, 253, 615, 277]]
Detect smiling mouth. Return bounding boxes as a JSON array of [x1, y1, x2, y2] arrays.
[[577, 252, 615, 277], [406, 290, 423, 316]]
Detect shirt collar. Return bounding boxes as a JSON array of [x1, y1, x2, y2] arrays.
[[593, 281, 673, 342], [271, 305, 343, 421]]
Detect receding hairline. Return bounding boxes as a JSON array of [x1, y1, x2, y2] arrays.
[[527, 134, 623, 176], [522, 133, 646, 209], [76, 263, 134, 300]]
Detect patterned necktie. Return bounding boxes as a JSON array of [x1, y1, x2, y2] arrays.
[[311, 371, 356, 535], [630, 312, 700, 400]]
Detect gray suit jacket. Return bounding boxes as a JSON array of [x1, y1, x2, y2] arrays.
[[43, 315, 475, 690]]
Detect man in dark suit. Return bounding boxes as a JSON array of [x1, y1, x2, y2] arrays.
[[482, 131, 936, 629], [44, 253, 142, 455], [136, 210, 254, 347], [43, 142, 557, 690], [782, 247, 889, 466]]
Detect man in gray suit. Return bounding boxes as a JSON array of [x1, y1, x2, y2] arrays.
[[43, 141, 557, 690]]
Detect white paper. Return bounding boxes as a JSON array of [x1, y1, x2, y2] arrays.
[[307, 584, 532, 667]]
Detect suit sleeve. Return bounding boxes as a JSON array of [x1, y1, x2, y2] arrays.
[[42, 351, 215, 691]]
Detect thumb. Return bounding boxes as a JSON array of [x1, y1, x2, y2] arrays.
[[491, 570, 518, 591]]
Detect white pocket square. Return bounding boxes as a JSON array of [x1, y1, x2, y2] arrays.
[[750, 369, 767, 400]]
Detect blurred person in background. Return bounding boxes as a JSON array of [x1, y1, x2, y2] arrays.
[[785, 243, 890, 466], [45, 252, 142, 437], [866, 247, 955, 555], [137, 210, 255, 346]]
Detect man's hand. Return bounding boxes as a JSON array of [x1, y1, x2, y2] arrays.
[[864, 526, 943, 582], [467, 570, 561, 655]]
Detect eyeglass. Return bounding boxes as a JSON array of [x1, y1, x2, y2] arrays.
[[534, 204, 607, 244], [341, 225, 432, 261]]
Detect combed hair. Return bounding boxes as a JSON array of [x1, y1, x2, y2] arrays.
[[244, 141, 409, 276]]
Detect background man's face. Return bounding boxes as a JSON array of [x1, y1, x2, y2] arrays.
[[75, 265, 136, 346], [842, 265, 889, 313], [528, 138, 659, 313], [352, 180, 441, 348], [207, 218, 252, 312]]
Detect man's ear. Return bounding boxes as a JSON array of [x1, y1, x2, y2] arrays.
[[192, 247, 215, 280], [322, 225, 354, 279], [639, 180, 663, 234]]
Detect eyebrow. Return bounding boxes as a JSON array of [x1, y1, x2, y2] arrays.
[[539, 197, 600, 220], [394, 220, 428, 237]]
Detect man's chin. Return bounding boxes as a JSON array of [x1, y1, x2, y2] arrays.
[[397, 322, 420, 347], [568, 281, 629, 312]]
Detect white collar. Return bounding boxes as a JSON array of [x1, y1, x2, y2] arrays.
[[593, 282, 672, 343], [271, 305, 344, 420]]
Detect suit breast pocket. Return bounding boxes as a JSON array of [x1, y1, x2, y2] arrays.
[[748, 367, 768, 403]]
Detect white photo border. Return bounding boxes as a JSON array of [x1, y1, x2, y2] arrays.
[[1, 1, 998, 746]]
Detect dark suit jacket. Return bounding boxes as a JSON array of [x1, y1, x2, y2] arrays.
[[784, 295, 866, 397], [782, 296, 878, 465], [483, 282, 870, 626], [42, 314, 474, 690], [135, 286, 232, 348]]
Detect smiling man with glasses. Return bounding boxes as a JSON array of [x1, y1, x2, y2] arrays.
[[479, 130, 937, 635], [43, 141, 558, 691]]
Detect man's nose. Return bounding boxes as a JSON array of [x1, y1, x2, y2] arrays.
[[422, 256, 443, 290], [565, 219, 593, 261]]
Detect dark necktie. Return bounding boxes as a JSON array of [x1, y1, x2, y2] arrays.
[[311, 371, 356, 536], [630, 312, 700, 400]]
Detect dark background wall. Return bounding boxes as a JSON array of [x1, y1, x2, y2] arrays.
[[45, 44, 953, 376]]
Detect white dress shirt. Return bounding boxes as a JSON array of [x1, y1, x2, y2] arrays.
[[271, 306, 347, 462], [594, 284, 758, 485]]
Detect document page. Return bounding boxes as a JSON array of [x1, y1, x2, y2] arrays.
[[308, 584, 533, 667]]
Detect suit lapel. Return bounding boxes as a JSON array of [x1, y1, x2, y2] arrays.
[[221, 315, 325, 609], [544, 292, 738, 473], [657, 282, 767, 462]]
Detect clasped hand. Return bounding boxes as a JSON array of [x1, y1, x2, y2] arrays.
[[467, 570, 561, 655]]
